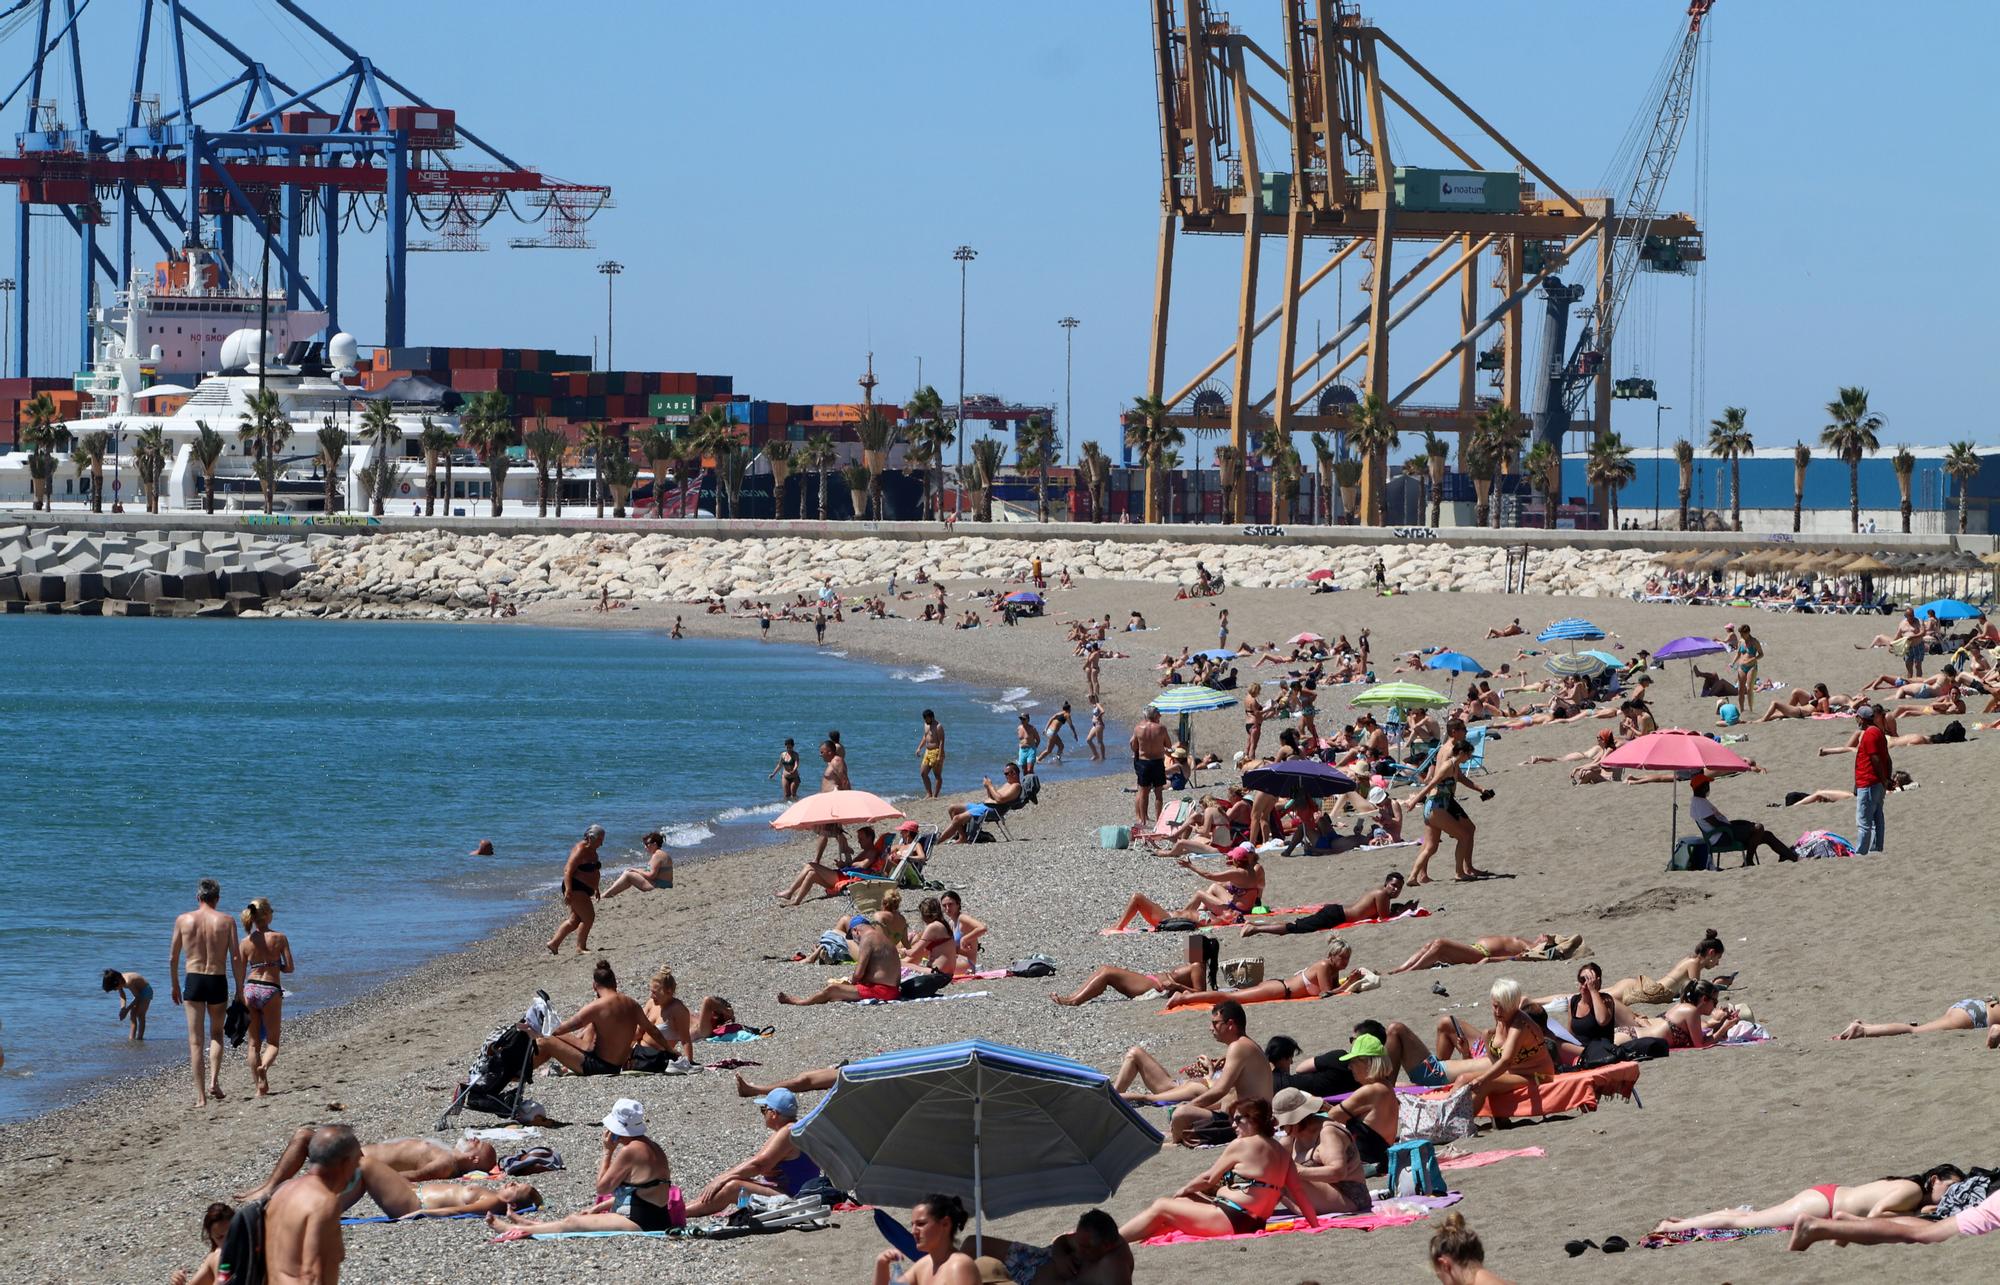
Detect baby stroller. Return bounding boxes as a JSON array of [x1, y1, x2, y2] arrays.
[[436, 991, 559, 1130]]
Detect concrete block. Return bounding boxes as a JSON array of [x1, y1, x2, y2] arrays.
[[17, 547, 55, 573], [150, 597, 193, 617], [0, 574, 17, 602], [179, 571, 217, 600], [108, 600, 151, 617], [225, 570, 261, 596], [62, 571, 106, 602], [164, 548, 206, 576], [69, 598, 103, 616], [26, 574, 63, 603], [3, 599, 22, 613], [133, 542, 170, 566], [102, 569, 141, 599]]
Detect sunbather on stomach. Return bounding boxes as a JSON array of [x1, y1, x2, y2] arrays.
[[1613, 980, 1737, 1051], [1389, 933, 1577, 974], [1834, 994, 2000, 1046], [1652, 1168, 1951, 1235]]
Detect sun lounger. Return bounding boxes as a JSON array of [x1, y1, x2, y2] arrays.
[[1137, 799, 1195, 846]]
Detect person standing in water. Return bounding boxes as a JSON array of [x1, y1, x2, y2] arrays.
[[168, 878, 241, 1107], [769, 738, 802, 801], [918, 709, 946, 798], [1043, 703, 1073, 764], [1087, 700, 1107, 761]]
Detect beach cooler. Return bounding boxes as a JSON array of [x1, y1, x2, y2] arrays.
[[1099, 825, 1131, 850], [1386, 1139, 1447, 1197]]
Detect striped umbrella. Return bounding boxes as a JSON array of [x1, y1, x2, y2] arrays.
[[1351, 681, 1450, 709], [1149, 684, 1238, 758], [1545, 652, 1607, 677], [1580, 649, 1623, 669], [1537, 618, 1606, 644]]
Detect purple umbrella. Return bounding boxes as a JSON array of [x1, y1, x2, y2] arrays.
[[1654, 636, 1728, 661], [1242, 760, 1356, 799]]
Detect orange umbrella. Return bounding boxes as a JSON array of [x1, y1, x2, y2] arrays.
[[772, 790, 905, 831]]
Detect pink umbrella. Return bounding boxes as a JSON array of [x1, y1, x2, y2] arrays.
[[1601, 730, 1751, 856], [1305, 569, 1335, 583], [1288, 631, 1326, 645], [772, 790, 905, 832]]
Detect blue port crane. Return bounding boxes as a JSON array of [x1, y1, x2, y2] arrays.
[[0, 0, 612, 375]]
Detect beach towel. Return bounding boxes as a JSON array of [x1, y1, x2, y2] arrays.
[[346, 1205, 538, 1226], [703, 1028, 765, 1043], [1138, 1194, 1458, 1246], [1252, 906, 1432, 932], [463, 1126, 542, 1143], [1437, 1146, 1545, 1171], [521, 1229, 672, 1241], [1638, 1226, 1782, 1249], [854, 990, 989, 1006], [1461, 1062, 1642, 1119]]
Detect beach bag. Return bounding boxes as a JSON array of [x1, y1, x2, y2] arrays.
[[1397, 1085, 1478, 1146], [1219, 957, 1264, 987], [1794, 829, 1855, 861], [1156, 917, 1199, 932], [1099, 825, 1131, 850], [897, 972, 951, 1001], [1667, 838, 1713, 872], [1618, 1036, 1671, 1062], [1936, 1174, 1996, 1221], [1007, 955, 1057, 978]]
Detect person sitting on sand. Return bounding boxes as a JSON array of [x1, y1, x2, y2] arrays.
[[1389, 932, 1580, 974], [1432, 978, 1557, 1111], [935, 765, 1024, 843], [487, 1099, 672, 1238], [102, 968, 153, 1041], [169, 1202, 234, 1285], [1164, 938, 1366, 1010], [1116, 1097, 1319, 1241], [1615, 980, 1739, 1051], [904, 897, 974, 977], [237, 1129, 499, 1205], [600, 831, 674, 899], [1111, 1001, 1274, 1145], [1605, 928, 1730, 1006], [1654, 1166, 1958, 1236], [968, 1209, 1134, 1285], [1429, 1212, 1517, 1285], [1270, 1087, 1371, 1216], [1485, 618, 1524, 639], [873, 1194, 980, 1285], [937, 890, 986, 966], [1110, 846, 1265, 931], [530, 960, 671, 1075], [778, 918, 906, 1005], [1689, 773, 1798, 861], [681, 1088, 826, 1217], [1835, 994, 2000, 1046], [632, 965, 734, 1070], [1240, 871, 1409, 937], [778, 825, 882, 907]]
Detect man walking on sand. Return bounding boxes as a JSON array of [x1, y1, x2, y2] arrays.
[[1853, 704, 1891, 853], [260, 1125, 360, 1285], [918, 708, 946, 798], [1131, 708, 1171, 827], [169, 878, 241, 1107]]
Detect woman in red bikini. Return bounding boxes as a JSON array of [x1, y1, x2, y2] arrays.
[[1651, 1167, 1956, 1235], [1115, 1098, 1321, 1242]]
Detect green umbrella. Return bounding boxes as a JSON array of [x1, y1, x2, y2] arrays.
[[1351, 682, 1450, 709], [1148, 685, 1238, 760]]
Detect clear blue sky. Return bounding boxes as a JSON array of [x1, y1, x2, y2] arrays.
[[7, 1, 1994, 454]]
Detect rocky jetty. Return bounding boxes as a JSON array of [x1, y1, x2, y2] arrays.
[[0, 525, 317, 616]]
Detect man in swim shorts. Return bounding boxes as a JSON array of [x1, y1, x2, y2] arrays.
[[917, 709, 946, 798], [530, 960, 671, 1076], [1240, 872, 1409, 937], [1130, 708, 1171, 827], [970, 1209, 1134, 1285], [168, 878, 242, 1107], [777, 919, 906, 1005]]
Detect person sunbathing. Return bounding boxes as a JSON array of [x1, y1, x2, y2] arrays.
[[968, 1209, 1134, 1285], [1240, 871, 1408, 937], [487, 1099, 669, 1237], [1690, 666, 1738, 699], [1520, 729, 1617, 767], [633, 966, 733, 1069], [1818, 709, 1902, 753], [778, 918, 906, 1005], [1614, 980, 1737, 1051], [682, 1089, 826, 1216], [237, 1130, 499, 1204], [935, 766, 1023, 843], [1432, 978, 1556, 1111], [1755, 683, 1839, 722], [1111, 846, 1265, 931], [1653, 1167, 1958, 1235], [530, 960, 671, 1075], [599, 830, 674, 898], [1390, 933, 1578, 973], [1856, 667, 1955, 698], [1111, 1001, 1275, 1145], [1485, 618, 1524, 638], [903, 897, 974, 977], [1777, 771, 1915, 806], [1606, 928, 1728, 1005], [1785, 1176, 2000, 1254], [1115, 1098, 1319, 1241], [1054, 936, 1215, 1006], [778, 826, 883, 906], [1270, 1088, 1371, 1216], [373, 1174, 539, 1220], [1164, 939, 1365, 1010], [1835, 994, 2000, 1046]]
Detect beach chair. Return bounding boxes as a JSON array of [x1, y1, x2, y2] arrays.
[[1137, 799, 1195, 847], [1387, 743, 1438, 786], [1461, 725, 1491, 776], [1672, 820, 1750, 871], [989, 774, 1041, 840]]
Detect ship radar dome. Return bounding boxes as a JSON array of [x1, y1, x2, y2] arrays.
[[327, 333, 359, 372], [219, 328, 277, 374]]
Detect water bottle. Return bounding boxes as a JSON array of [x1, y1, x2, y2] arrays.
[[1395, 1165, 1417, 1198]]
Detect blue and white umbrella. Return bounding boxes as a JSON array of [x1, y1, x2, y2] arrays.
[[1546, 652, 1608, 677], [794, 1040, 1163, 1250], [1579, 649, 1623, 669], [1425, 651, 1487, 674], [1149, 685, 1238, 758], [1915, 597, 1979, 622], [1538, 617, 1606, 643]]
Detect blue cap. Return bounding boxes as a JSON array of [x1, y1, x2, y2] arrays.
[[755, 1087, 799, 1118]]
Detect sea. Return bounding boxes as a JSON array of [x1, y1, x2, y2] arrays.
[[0, 616, 1047, 1121]]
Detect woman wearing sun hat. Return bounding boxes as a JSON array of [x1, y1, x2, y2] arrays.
[[1271, 1086, 1372, 1216], [488, 1098, 680, 1239]]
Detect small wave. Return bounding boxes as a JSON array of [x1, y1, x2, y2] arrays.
[[824, 650, 849, 658], [985, 685, 1037, 713], [892, 665, 946, 683], [659, 822, 716, 848], [713, 801, 786, 823]]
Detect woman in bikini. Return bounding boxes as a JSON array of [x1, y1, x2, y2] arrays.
[[1606, 928, 1727, 1006], [1116, 1098, 1320, 1242], [938, 891, 987, 967], [1521, 729, 1616, 768], [489, 1099, 676, 1238], [1732, 623, 1764, 717], [547, 824, 605, 955], [1086, 700, 1107, 761], [1558, 963, 1637, 1065], [1651, 1167, 1958, 1235], [1615, 980, 1737, 1051], [237, 898, 292, 1096], [1756, 683, 1839, 722], [768, 739, 802, 802], [599, 831, 674, 899], [1242, 682, 1267, 762], [1389, 933, 1577, 974], [1438, 978, 1556, 1111], [1110, 846, 1265, 931], [903, 897, 974, 978], [1164, 939, 1365, 1010], [1406, 731, 1498, 885], [1835, 994, 2000, 1045]]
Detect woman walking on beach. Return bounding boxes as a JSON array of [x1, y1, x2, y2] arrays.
[[1406, 735, 1497, 885], [101, 968, 153, 1041], [548, 824, 606, 955], [1242, 682, 1266, 762], [238, 898, 293, 1096]]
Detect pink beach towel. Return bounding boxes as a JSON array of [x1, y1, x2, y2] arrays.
[[1140, 1210, 1427, 1246], [1437, 1146, 1546, 1171]]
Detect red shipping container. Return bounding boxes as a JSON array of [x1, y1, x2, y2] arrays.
[[453, 369, 500, 392]]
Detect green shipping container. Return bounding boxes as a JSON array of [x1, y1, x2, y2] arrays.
[[648, 393, 696, 422], [1256, 171, 1292, 216], [1392, 167, 1520, 214]]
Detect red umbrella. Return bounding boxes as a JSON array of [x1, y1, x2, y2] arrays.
[[1305, 569, 1335, 582], [1601, 730, 1750, 856]]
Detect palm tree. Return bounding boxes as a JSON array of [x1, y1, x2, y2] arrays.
[[419, 417, 456, 518], [523, 422, 566, 517], [579, 422, 617, 518], [970, 437, 1006, 523], [1347, 393, 1400, 526], [1016, 414, 1057, 522], [357, 399, 401, 516], [1463, 434, 1493, 527], [1891, 446, 1916, 534], [1214, 444, 1245, 525], [133, 425, 169, 513], [20, 394, 69, 512], [839, 462, 872, 520], [854, 407, 898, 521], [1333, 457, 1363, 519], [903, 385, 950, 519], [1308, 432, 1337, 524], [1821, 386, 1883, 534], [1944, 441, 1981, 535], [800, 431, 837, 519], [1791, 442, 1811, 534], [1423, 429, 1449, 528], [717, 439, 750, 518], [1706, 406, 1753, 532], [1123, 394, 1179, 524], [236, 386, 292, 514], [635, 425, 676, 518], [1076, 440, 1110, 522], [763, 441, 795, 519], [1474, 403, 1524, 526], [1585, 432, 1636, 529], [460, 391, 517, 516], [191, 420, 225, 514], [1673, 438, 1695, 530], [1522, 440, 1559, 527], [955, 462, 982, 520], [1266, 439, 1302, 524], [601, 454, 638, 518], [315, 419, 352, 514], [74, 430, 109, 512]]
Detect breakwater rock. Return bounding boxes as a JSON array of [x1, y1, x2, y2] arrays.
[[0, 524, 316, 616]]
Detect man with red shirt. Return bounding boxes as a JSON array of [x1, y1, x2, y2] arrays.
[[1853, 704, 1892, 853]]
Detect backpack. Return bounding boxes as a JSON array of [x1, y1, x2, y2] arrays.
[[897, 972, 951, 1001], [215, 1199, 266, 1285], [1007, 955, 1058, 978], [1937, 719, 1968, 744]]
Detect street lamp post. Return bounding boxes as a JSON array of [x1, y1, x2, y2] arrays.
[[0, 278, 14, 379], [1654, 403, 1672, 527], [953, 245, 976, 517], [1059, 316, 1079, 467], [596, 260, 623, 370]]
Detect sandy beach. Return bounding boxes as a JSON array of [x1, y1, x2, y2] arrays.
[[5, 567, 1998, 1284]]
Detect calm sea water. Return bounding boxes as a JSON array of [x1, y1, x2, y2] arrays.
[[0, 617, 1040, 1121]]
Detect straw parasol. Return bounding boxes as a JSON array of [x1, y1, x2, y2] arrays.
[[1844, 554, 1894, 574]]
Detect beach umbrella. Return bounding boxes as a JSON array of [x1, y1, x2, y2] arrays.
[[1600, 730, 1752, 853], [772, 790, 905, 832], [1845, 554, 1894, 574], [1352, 682, 1450, 716], [1655, 636, 1728, 660], [1004, 591, 1043, 604], [1243, 760, 1356, 800], [1424, 650, 1486, 693], [1305, 569, 1335, 582], [1580, 649, 1623, 669], [793, 1040, 1163, 1251], [1287, 631, 1326, 645], [1536, 618, 1606, 649], [1545, 652, 1607, 678], [1915, 597, 1979, 622], [1149, 684, 1238, 758]]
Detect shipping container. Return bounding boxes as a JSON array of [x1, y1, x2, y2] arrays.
[[1392, 167, 1520, 214], [1255, 171, 1291, 216]]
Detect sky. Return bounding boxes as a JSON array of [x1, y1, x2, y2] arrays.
[[3, 0, 1995, 457]]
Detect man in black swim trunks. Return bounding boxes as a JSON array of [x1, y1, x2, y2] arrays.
[[530, 960, 671, 1076], [169, 878, 242, 1107], [1130, 708, 1171, 827]]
